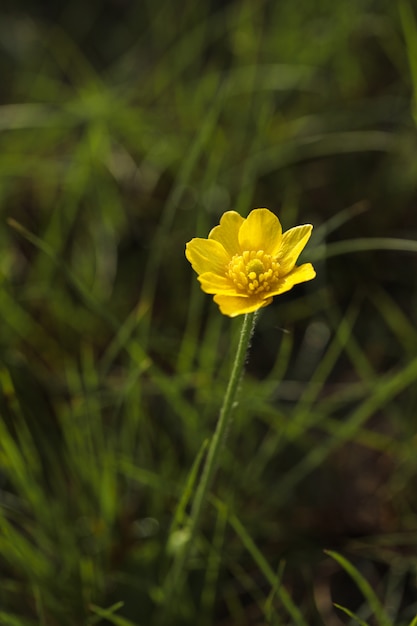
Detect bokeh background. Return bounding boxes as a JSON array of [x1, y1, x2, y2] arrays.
[[1, 0, 417, 624]]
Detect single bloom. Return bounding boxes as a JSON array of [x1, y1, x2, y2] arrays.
[[185, 208, 316, 317]]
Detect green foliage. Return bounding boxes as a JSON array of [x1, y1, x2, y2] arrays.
[[326, 551, 391, 626], [0, 0, 417, 624]]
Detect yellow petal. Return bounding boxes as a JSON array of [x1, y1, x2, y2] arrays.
[[185, 238, 230, 276], [238, 208, 282, 255], [278, 224, 313, 274], [268, 263, 316, 297], [213, 294, 272, 317], [208, 211, 245, 256], [198, 272, 237, 295]]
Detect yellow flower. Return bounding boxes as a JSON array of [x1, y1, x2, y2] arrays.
[[185, 208, 316, 317]]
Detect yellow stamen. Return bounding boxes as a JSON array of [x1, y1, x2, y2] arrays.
[[227, 250, 280, 295]]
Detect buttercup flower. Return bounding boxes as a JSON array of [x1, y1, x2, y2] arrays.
[[185, 208, 316, 317]]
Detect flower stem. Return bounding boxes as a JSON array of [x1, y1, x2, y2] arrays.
[[189, 311, 257, 535], [162, 311, 258, 614]]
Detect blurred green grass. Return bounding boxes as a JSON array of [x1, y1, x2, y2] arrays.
[[0, 0, 417, 624]]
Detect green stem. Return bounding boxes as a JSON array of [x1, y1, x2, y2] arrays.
[[188, 311, 257, 535], [162, 311, 258, 615]]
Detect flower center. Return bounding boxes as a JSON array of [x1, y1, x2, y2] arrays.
[[227, 250, 280, 295]]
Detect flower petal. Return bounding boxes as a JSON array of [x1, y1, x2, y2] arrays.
[[238, 208, 282, 255], [208, 211, 245, 256], [198, 272, 237, 295], [268, 263, 316, 297], [213, 294, 272, 317], [278, 224, 313, 274], [185, 238, 230, 276]]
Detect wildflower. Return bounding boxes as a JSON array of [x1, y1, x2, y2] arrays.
[[185, 208, 316, 317]]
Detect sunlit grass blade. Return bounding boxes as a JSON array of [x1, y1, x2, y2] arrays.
[[313, 201, 369, 242], [168, 438, 209, 536], [284, 297, 363, 440], [7, 219, 121, 330], [333, 603, 371, 626], [200, 502, 228, 625], [310, 237, 417, 262], [0, 288, 61, 358], [99, 304, 152, 375], [264, 561, 286, 624], [89, 602, 137, 626], [399, 0, 417, 123], [138, 85, 227, 344], [371, 286, 417, 353], [176, 153, 225, 376], [276, 354, 417, 498], [230, 514, 308, 626], [228, 130, 396, 179], [0, 612, 38, 626], [326, 551, 391, 626]]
